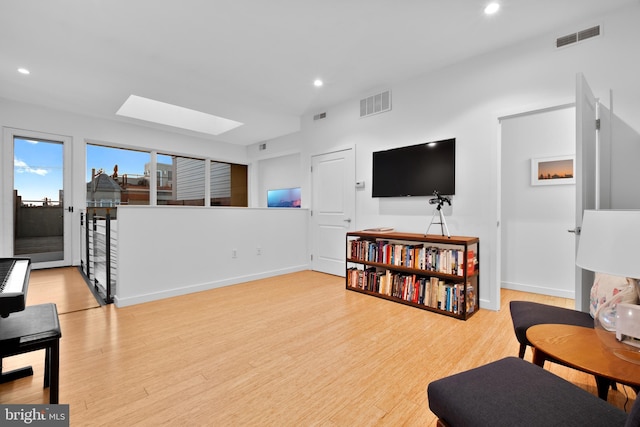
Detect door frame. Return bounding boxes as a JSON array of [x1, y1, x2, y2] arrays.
[[2, 127, 73, 268], [495, 75, 604, 312], [574, 73, 600, 311], [498, 103, 577, 300]]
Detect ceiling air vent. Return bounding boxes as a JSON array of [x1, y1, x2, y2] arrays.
[[360, 90, 391, 118], [313, 112, 327, 121], [556, 25, 601, 48]]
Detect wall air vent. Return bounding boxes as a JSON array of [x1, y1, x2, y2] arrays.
[[556, 33, 577, 48], [556, 25, 601, 48], [313, 112, 327, 121], [578, 25, 600, 41], [360, 90, 391, 118]]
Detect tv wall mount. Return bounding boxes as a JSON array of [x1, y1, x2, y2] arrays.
[[426, 191, 451, 238]]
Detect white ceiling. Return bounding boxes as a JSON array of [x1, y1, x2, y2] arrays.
[[0, 0, 637, 145]]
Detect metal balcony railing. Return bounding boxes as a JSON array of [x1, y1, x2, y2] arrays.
[[81, 211, 117, 303]]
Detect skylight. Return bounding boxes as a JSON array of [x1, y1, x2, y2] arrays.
[[116, 95, 243, 136]]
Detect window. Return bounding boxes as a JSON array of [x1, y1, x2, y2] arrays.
[[86, 143, 248, 210], [211, 161, 247, 206], [157, 154, 206, 206], [86, 145, 150, 216]]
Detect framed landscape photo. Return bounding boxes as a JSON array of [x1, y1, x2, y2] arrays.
[[531, 155, 575, 186], [267, 187, 301, 208]]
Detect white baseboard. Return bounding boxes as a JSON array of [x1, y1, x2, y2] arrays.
[[114, 264, 309, 307], [479, 297, 497, 311], [501, 281, 575, 299]]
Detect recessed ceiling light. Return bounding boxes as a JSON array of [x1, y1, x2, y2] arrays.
[[17, 68, 30, 75], [116, 95, 243, 136], [313, 79, 323, 87], [484, 3, 500, 15]]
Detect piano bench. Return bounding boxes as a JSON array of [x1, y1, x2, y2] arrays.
[[0, 303, 62, 404]]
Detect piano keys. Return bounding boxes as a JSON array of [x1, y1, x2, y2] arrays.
[[0, 258, 31, 318]]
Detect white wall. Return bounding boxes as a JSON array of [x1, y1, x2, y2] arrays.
[[500, 106, 576, 298], [0, 98, 248, 264], [247, 132, 304, 208], [257, 153, 302, 207], [257, 4, 640, 311], [3, 5, 640, 310], [115, 206, 309, 306], [610, 116, 640, 208]]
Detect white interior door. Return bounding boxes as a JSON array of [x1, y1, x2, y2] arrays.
[[574, 73, 598, 311], [311, 148, 355, 276]]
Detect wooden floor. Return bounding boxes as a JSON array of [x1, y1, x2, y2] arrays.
[[26, 267, 100, 314], [0, 271, 636, 425]]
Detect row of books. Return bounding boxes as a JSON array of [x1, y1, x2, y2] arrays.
[[347, 239, 475, 276], [347, 267, 476, 315]]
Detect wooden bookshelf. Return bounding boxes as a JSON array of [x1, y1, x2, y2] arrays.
[[346, 231, 479, 320]]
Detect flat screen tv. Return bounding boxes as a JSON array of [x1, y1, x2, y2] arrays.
[[372, 138, 455, 197]]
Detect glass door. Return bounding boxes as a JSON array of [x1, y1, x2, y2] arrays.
[[11, 131, 71, 266]]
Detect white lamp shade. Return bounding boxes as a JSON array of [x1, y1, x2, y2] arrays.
[[576, 209, 640, 279]]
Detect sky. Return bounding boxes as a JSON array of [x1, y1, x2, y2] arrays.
[[537, 158, 574, 179], [85, 144, 152, 181], [14, 140, 172, 205], [14, 138, 63, 204]]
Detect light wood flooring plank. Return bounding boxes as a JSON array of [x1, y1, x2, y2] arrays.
[[26, 266, 100, 314], [1, 271, 636, 426]]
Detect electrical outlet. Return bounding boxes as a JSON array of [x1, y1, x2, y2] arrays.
[[256, 247, 262, 255], [232, 249, 237, 258]]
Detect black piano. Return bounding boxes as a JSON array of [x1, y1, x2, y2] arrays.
[[0, 257, 30, 318], [0, 257, 62, 404], [0, 257, 61, 403]]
